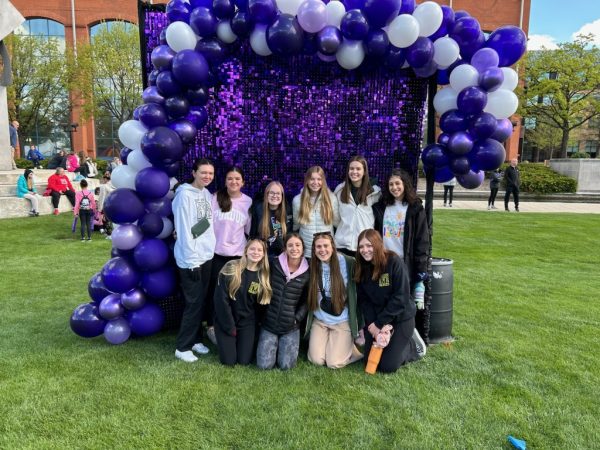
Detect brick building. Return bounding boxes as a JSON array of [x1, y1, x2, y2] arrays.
[[10, 0, 530, 160]]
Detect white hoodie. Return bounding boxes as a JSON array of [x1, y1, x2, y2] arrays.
[[173, 183, 216, 269], [333, 182, 381, 252]]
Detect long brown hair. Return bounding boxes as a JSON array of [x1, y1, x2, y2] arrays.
[[381, 169, 419, 206], [340, 155, 374, 205], [260, 181, 287, 240], [307, 233, 346, 314], [298, 166, 334, 225], [354, 229, 392, 283], [216, 166, 244, 213]]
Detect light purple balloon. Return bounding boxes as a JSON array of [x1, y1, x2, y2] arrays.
[[99, 293, 125, 320], [470, 47, 499, 72], [297, 0, 327, 33], [457, 169, 485, 189], [111, 224, 143, 251], [121, 288, 147, 311], [104, 318, 131, 345], [447, 131, 474, 155]]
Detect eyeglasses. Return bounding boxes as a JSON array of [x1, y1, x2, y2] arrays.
[[267, 191, 282, 197], [313, 231, 332, 238]]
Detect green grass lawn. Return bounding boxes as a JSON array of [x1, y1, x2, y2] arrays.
[[1, 210, 599, 449]]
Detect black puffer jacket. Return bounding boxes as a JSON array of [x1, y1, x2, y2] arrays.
[[262, 257, 309, 335]]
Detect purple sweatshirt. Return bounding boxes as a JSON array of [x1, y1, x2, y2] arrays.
[[212, 193, 252, 256]]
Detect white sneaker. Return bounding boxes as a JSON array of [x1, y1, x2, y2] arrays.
[[412, 329, 427, 359], [487, 205, 491, 210], [175, 350, 198, 363], [192, 343, 210, 355]]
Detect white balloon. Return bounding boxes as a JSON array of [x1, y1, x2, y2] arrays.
[[387, 14, 420, 48], [433, 37, 459, 67], [449, 64, 479, 92], [118, 120, 147, 152], [325, 1, 346, 27], [127, 149, 153, 172], [500, 67, 518, 91], [276, 0, 304, 15], [412, 1, 443, 37], [250, 24, 272, 56], [165, 22, 198, 52], [111, 165, 137, 190], [217, 20, 237, 44], [157, 217, 174, 239], [336, 40, 365, 70], [433, 87, 458, 115], [483, 89, 519, 119]]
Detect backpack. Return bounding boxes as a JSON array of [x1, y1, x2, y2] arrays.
[[80, 192, 92, 210]]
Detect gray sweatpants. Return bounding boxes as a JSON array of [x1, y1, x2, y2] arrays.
[[256, 328, 300, 370]]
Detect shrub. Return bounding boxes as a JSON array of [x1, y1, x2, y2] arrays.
[[570, 152, 590, 159], [15, 158, 33, 169], [95, 159, 108, 173], [501, 163, 577, 194]]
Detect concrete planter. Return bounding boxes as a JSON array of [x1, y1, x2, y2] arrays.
[[549, 159, 600, 194]]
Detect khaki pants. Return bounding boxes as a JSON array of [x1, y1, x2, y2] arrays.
[[308, 318, 362, 369], [10, 146, 17, 169]]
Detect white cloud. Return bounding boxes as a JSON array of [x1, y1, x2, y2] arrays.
[[572, 18, 600, 46], [528, 34, 559, 50]]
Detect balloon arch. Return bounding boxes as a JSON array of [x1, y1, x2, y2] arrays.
[[70, 0, 526, 344]]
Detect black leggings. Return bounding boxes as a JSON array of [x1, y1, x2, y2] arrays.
[[443, 186, 454, 204], [215, 323, 256, 366], [79, 210, 93, 239], [363, 318, 418, 373], [488, 188, 499, 206], [205, 254, 240, 327]]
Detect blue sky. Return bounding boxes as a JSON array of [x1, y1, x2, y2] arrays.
[[529, 0, 600, 49]]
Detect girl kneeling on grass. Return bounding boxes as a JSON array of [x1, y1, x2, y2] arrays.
[[306, 232, 363, 369], [257, 232, 310, 370], [355, 229, 425, 374], [214, 239, 272, 366]]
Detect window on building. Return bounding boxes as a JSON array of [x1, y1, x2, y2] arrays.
[[584, 140, 598, 156], [567, 142, 580, 153]]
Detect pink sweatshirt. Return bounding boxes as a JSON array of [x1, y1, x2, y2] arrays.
[[74, 189, 97, 215], [212, 193, 252, 256]]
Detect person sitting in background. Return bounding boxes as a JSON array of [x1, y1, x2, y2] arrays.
[[26, 145, 44, 169], [109, 156, 121, 172], [16, 169, 42, 216], [47, 150, 67, 170], [47, 167, 76, 215], [66, 151, 80, 173], [80, 157, 98, 178]]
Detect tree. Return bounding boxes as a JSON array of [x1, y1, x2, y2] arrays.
[[519, 35, 600, 158], [523, 120, 562, 161]]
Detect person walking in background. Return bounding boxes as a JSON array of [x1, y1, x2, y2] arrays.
[[8, 120, 19, 169], [27, 145, 44, 169], [504, 158, 520, 212], [47, 167, 76, 215], [488, 169, 502, 210], [16, 169, 41, 216], [443, 177, 456, 207], [74, 179, 97, 242]]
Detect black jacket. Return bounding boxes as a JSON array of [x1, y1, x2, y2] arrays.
[[214, 269, 260, 335], [262, 257, 309, 335], [357, 254, 415, 328], [504, 166, 520, 189], [249, 201, 294, 257], [373, 199, 430, 287]]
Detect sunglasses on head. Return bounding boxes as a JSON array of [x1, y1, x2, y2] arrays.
[[313, 231, 332, 238]]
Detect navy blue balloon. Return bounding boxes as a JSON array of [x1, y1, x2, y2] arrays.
[[234, 0, 248, 9], [450, 17, 481, 49], [195, 38, 229, 63], [190, 0, 212, 7], [440, 110, 467, 134], [169, 119, 198, 144], [159, 29, 168, 45], [302, 32, 318, 55], [470, 138, 506, 171], [457, 169, 484, 189], [340, 9, 370, 41], [141, 267, 176, 299], [437, 68, 450, 85], [213, 0, 236, 19], [162, 161, 181, 178], [399, 0, 415, 14], [138, 103, 168, 128], [317, 26, 342, 56], [363, 0, 400, 28], [156, 71, 182, 97], [147, 69, 159, 87], [133, 106, 142, 121], [101, 257, 141, 294], [167, 0, 191, 23], [491, 118, 513, 143], [447, 131, 474, 155], [479, 67, 504, 92], [186, 106, 208, 129], [172, 49, 210, 88], [135, 167, 171, 200], [186, 86, 209, 106], [365, 30, 390, 59], [457, 86, 487, 115], [429, 5, 455, 40], [267, 14, 304, 56], [383, 45, 405, 70], [164, 95, 190, 119], [120, 147, 133, 165], [406, 37, 434, 69], [438, 133, 451, 146], [433, 165, 454, 183], [460, 31, 485, 61], [142, 86, 165, 105], [413, 58, 438, 78], [231, 10, 254, 37], [70, 303, 107, 338], [190, 7, 217, 37], [141, 126, 184, 165], [151, 45, 176, 71], [421, 143, 450, 168], [469, 112, 498, 140], [138, 212, 165, 238], [144, 196, 173, 217], [450, 156, 471, 175], [247, 0, 277, 25], [134, 238, 170, 272], [104, 188, 145, 224], [88, 272, 114, 304], [486, 25, 527, 67], [454, 10, 470, 21], [128, 303, 165, 336], [342, 0, 365, 9]]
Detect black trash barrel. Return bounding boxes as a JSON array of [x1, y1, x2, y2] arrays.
[[429, 258, 454, 344]]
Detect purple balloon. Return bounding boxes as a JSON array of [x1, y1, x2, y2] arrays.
[[365, 30, 390, 59], [148, 69, 159, 87], [491, 118, 513, 143], [440, 110, 467, 134], [151, 45, 176, 71], [399, 0, 415, 14], [167, 0, 191, 22], [104, 188, 145, 224], [429, 5, 455, 40], [457, 86, 487, 115], [70, 303, 107, 338], [454, 10, 470, 21], [438, 133, 451, 146], [247, 0, 277, 24], [421, 143, 450, 168], [486, 25, 527, 67], [141, 267, 176, 299], [267, 14, 305, 56], [121, 288, 147, 311], [449, 156, 471, 175], [138, 212, 165, 238], [471, 47, 499, 72], [164, 95, 190, 119], [128, 303, 165, 336], [460, 31, 485, 61], [342, 0, 365, 9], [317, 26, 342, 56], [186, 86, 209, 106], [213, 0, 236, 19], [134, 238, 170, 271], [88, 272, 114, 304], [142, 86, 165, 105], [169, 119, 198, 144], [413, 58, 438, 78], [104, 318, 131, 345], [383, 45, 405, 70], [195, 38, 229, 63], [406, 37, 434, 69], [447, 131, 474, 156], [101, 257, 141, 294], [233, 0, 248, 8], [172, 49, 210, 88], [161, 161, 181, 178], [156, 71, 182, 97], [457, 169, 485, 189], [479, 67, 504, 92], [432, 165, 454, 183], [190, 0, 213, 7], [450, 17, 481, 48], [469, 138, 506, 171], [186, 106, 209, 129], [190, 7, 217, 37], [144, 196, 173, 217], [231, 10, 254, 37], [138, 103, 168, 128], [141, 126, 184, 165], [111, 224, 143, 251], [99, 293, 125, 320], [135, 167, 171, 200], [469, 112, 498, 140], [120, 147, 133, 165], [340, 9, 369, 41], [363, 0, 400, 28]]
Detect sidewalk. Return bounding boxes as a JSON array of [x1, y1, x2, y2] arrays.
[[433, 199, 600, 214]]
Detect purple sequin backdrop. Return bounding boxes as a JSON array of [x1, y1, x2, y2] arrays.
[[143, 10, 428, 197]]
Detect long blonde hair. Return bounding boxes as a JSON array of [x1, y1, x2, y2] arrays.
[[298, 166, 334, 226], [260, 181, 287, 240], [220, 239, 273, 305]]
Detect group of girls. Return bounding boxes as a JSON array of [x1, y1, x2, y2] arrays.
[[172, 156, 430, 374]]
